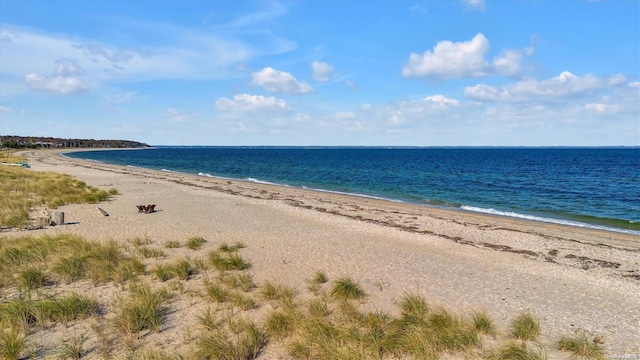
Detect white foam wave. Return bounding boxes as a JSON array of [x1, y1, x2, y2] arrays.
[[304, 186, 405, 203], [460, 206, 640, 235], [244, 177, 288, 186], [160, 168, 178, 173]]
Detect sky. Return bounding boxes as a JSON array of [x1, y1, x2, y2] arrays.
[[0, 0, 638, 146]]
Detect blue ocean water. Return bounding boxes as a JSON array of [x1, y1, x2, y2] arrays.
[[65, 147, 640, 235]]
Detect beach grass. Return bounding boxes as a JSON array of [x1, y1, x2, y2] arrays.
[[57, 333, 88, 360], [473, 310, 496, 336], [0, 292, 98, 331], [557, 332, 606, 360], [492, 342, 548, 360], [0, 164, 117, 228], [209, 250, 251, 271], [329, 277, 367, 301], [510, 312, 541, 341], [0, 322, 27, 360], [165, 240, 181, 249], [113, 282, 172, 334], [0, 149, 27, 163], [0, 233, 609, 359], [185, 236, 207, 250], [195, 318, 267, 360], [167, 258, 198, 280]]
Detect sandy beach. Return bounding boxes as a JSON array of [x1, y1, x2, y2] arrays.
[[3, 149, 639, 358]]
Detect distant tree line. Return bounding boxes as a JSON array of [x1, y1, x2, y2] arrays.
[[1, 136, 150, 149]]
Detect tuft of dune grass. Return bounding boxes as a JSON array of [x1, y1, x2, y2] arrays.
[[558, 332, 606, 360], [195, 317, 267, 360], [112, 282, 172, 334], [329, 277, 366, 301], [510, 312, 541, 341]]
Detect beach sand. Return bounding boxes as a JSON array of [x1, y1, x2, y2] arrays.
[[3, 149, 639, 357]]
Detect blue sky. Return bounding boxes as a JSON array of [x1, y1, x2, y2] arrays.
[[1, 0, 638, 146]]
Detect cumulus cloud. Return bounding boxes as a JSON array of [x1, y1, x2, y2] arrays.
[[311, 61, 334, 82], [402, 33, 532, 79], [251, 67, 314, 94], [402, 33, 490, 78], [464, 71, 627, 102], [25, 73, 88, 94], [423, 95, 461, 109], [215, 93, 290, 112], [0, 105, 14, 113]]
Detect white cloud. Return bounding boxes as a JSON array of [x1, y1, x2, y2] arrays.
[[163, 108, 191, 123], [0, 10, 296, 87], [0, 105, 14, 113], [215, 93, 290, 112], [423, 95, 461, 109], [311, 61, 334, 82], [251, 67, 314, 94], [335, 111, 356, 120], [462, 0, 485, 10], [345, 80, 360, 91], [54, 58, 86, 76], [402, 33, 490, 78], [585, 103, 618, 113], [492, 49, 525, 76], [410, 4, 428, 13], [25, 73, 88, 94], [402, 33, 533, 79], [103, 92, 137, 106], [295, 114, 312, 123], [464, 71, 627, 102]]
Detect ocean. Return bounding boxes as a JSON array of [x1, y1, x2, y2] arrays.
[[65, 147, 640, 235]]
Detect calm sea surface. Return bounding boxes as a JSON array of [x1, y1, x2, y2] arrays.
[[65, 147, 640, 235]]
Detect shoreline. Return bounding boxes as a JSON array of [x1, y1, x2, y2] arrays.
[[6, 149, 640, 354], [61, 147, 640, 237]]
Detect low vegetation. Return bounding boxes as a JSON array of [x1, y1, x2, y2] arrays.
[[510, 312, 541, 341], [0, 162, 117, 228], [186, 236, 207, 250], [0, 233, 611, 359], [558, 332, 606, 360]]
